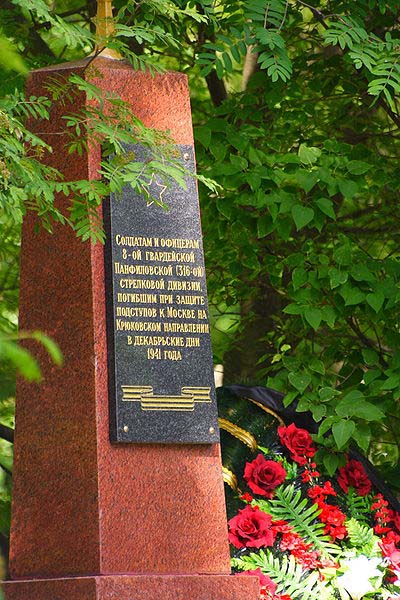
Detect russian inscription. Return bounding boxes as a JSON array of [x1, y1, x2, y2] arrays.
[[112, 234, 209, 357], [104, 145, 220, 444]]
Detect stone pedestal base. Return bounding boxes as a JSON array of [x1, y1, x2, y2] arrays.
[[3, 573, 259, 600]]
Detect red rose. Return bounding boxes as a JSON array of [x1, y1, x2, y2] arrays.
[[278, 423, 316, 465], [244, 454, 287, 497], [337, 459, 372, 496], [228, 506, 276, 549]]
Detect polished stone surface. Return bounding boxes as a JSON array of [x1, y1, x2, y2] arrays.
[[6, 57, 258, 600], [4, 574, 259, 600], [9, 58, 231, 578]]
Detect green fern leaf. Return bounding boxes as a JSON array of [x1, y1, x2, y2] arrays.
[[258, 485, 340, 556], [345, 517, 381, 555], [345, 489, 373, 522], [234, 549, 329, 600]]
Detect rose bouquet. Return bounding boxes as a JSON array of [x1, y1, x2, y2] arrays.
[[228, 423, 400, 600]]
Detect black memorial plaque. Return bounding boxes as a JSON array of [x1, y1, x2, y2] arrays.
[[104, 145, 220, 443]]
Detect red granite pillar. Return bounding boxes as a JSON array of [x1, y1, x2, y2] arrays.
[[3, 57, 258, 600]]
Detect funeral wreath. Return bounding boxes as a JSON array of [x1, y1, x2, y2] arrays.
[[229, 424, 400, 600]]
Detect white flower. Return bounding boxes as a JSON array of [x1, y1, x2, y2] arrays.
[[336, 555, 383, 600]]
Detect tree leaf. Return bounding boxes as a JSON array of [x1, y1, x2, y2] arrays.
[[0, 339, 41, 381], [332, 420, 356, 449], [312, 404, 326, 421], [323, 453, 340, 476], [310, 358, 325, 374], [340, 285, 365, 306], [364, 369, 381, 385], [356, 402, 385, 421], [292, 205, 314, 230], [315, 197, 336, 219], [350, 264, 375, 282], [304, 307, 322, 330], [194, 125, 211, 148], [298, 144, 322, 164], [283, 390, 298, 407], [283, 303, 304, 315], [32, 331, 63, 366], [346, 160, 371, 175], [292, 267, 308, 290], [0, 35, 28, 74], [362, 349, 379, 365], [352, 425, 371, 452], [338, 389, 365, 406], [336, 391, 384, 421], [318, 416, 336, 436], [320, 305, 336, 328], [294, 170, 319, 192], [329, 268, 348, 289], [319, 387, 340, 402], [381, 375, 399, 390], [257, 215, 275, 237], [288, 372, 312, 393], [366, 292, 385, 313], [338, 179, 359, 198]]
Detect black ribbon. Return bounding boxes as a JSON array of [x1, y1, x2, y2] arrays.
[[219, 384, 400, 513]]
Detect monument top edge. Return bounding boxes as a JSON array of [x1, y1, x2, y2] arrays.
[[31, 57, 188, 82]]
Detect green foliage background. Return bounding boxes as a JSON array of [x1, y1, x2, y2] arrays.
[[0, 0, 399, 567]]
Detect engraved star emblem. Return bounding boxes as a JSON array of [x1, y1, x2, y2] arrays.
[[146, 173, 168, 206]]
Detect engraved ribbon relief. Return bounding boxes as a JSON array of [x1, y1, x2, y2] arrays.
[[121, 386, 211, 411]]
